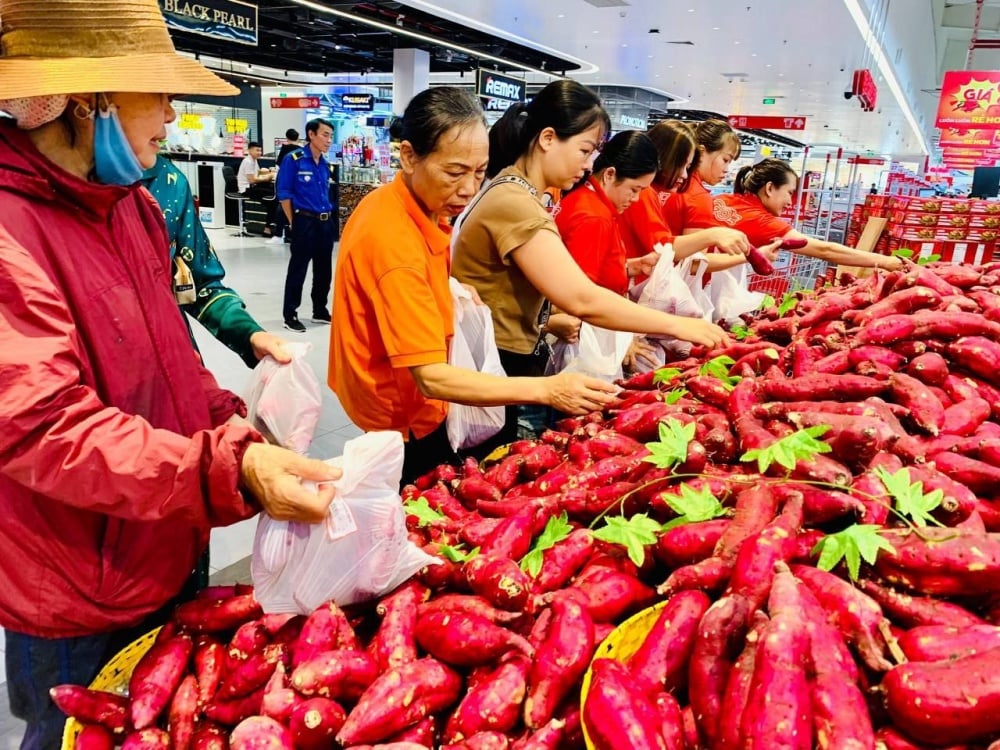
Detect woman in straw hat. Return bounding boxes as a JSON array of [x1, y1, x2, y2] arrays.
[[0, 1, 340, 745]]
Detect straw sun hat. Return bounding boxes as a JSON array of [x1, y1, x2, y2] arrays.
[[0, 0, 239, 99]]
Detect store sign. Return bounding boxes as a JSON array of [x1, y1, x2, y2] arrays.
[[936, 70, 1000, 128], [938, 128, 1000, 147], [619, 113, 648, 130], [727, 115, 807, 131], [762, 97, 777, 105], [476, 69, 526, 104], [225, 118, 248, 133], [851, 69, 878, 111], [178, 113, 203, 130], [483, 98, 515, 112], [269, 96, 320, 109], [943, 147, 1000, 160], [848, 156, 886, 165], [341, 93, 375, 112], [159, 0, 258, 46]]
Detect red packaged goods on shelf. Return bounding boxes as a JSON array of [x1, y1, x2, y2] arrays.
[[891, 211, 940, 227], [890, 225, 967, 242], [965, 229, 1000, 243], [904, 196, 944, 213], [971, 199, 1000, 214], [967, 214, 1000, 229], [940, 214, 972, 228], [936, 198, 975, 213], [889, 196, 915, 211], [864, 194, 888, 209]]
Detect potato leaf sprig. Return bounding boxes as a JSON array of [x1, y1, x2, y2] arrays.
[[730, 324, 751, 340], [661, 483, 727, 530], [777, 292, 799, 316], [740, 426, 832, 473], [699, 355, 741, 390], [643, 419, 696, 470], [812, 525, 896, 581], [758, 294, 776, 311], [440, 544, 479, 563], [520, 513, 573, 577], [403, 497, 447, 527], [663, 388, 688, 405], [652, 366, 683, 386], [593, 513, 663, 567], [875, 467, 944, 527]]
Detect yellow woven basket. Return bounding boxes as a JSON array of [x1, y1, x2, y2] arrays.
[[60, 627, 161, 750], [481, 443, 511, 467], [580, 600, 666, 750]]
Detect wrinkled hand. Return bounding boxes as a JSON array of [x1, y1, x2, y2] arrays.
[[460, 282, 484, 305], [628, 250, 661, 278], [545, 313, 583, 344], [543, 372, 619, 414], [667, 316, 730, 348], [250, 331, 292, 364], [623, 337, 658, 371], [711, 227, 751, 255], [758, 238, 784, 262], [240, 442, 341, 523]]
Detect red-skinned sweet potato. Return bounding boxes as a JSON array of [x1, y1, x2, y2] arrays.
[[873, 527, 1000, 597], [129, 633, 194, 730], [203, 687, 265, 727], [292, 601, 360, 667], [289, 697, 347, 750], [464, 554, 532, 612], [582, 658, 668, 750], [415, 610, 533, 667], [446, 653, 530, 741], [121, 728, 171, 749], [889, 372, 945, 435], [716, 611, 770, 750], [50, 685, 128, 734], [229, 716, 293, 749], [190, 722, 229, 750], [628, 590, 711, 698], [290, 649, 379, 702], [173, 594, 262, 634], [565, 565, 656, 623], [219, 644, 285, 701], [655, 519, 729, 568], [168, 674, 198, 750], [372, 581, 430, 672], [261, 662, 301, 726], [857, 578, 986, 628], [897, 624, 1000, 662], [74, 724, 115, 750]]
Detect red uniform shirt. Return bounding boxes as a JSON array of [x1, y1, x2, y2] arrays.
[[554, 177, 629, 296], [620, 184, 674, 262], [663, 175, 716, 233], [713, 192, 793, 247]]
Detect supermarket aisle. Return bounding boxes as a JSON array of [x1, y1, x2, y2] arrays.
[[0, 229, 359, 742]]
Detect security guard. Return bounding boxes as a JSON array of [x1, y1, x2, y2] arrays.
[[277, 117, 337, 332]]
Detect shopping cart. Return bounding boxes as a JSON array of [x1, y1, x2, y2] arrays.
[[747, 250, 829, 297]]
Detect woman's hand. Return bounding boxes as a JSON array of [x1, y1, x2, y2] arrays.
[[250, 331, 292, 363], [545, 313, 583, 344], [240, 443, 341, 523], [709, 227, 751, 255], [664, 315, 730, 348], [626, 250, 661, 278], [623, 337, 658, 372], [758, 238, 784, 262], [876, 254, 905, 272], [542, 372, 619, 414], [460, 283, 484, 305]]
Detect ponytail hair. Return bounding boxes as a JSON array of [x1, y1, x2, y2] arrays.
[[686, 118, 741, 184], [487, 79, 610, 178], [734, 158, 797, 196]]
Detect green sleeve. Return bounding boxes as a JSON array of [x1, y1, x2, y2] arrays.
[[173, 180, 264, 369]]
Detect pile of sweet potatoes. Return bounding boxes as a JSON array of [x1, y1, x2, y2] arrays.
[[55, 260, 1000, 749]]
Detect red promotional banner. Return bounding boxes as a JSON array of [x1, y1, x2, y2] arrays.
[[269, 96, 321, 109], [727, 115, 807, 131], [942, 147, 1000, 160], [936, 71, 1000, 128], [938, 127, 1000, 147], [847, 156, 886, 165]]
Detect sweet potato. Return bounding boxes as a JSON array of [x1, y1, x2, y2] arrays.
[[850, 286, 942, 326], [947, 335, 1000, 386], [655, 519, 729, 568], [121, 728, 171, 749], [791, 565, 892, 672], [372, 581, 430, 672], [290, 649, 379, 702], [745, 244, 775, 276], [168, 675, 198, 750], [416, 610, 532, 667], [289, 697, 346, 750], [203, 688, 265, 727], [565, 565, 656, 623], [446, 654, 530, 740], [889, 372, 945, 435], [173, 593, 262, 633], [849, 345, 907, 371], [882, 648, 1000, 744], [464, 554, 532, 612], [74, 725, 115, 750], [441, 731, 510, 750], [417, 594, 522, 625], [524, 591, 596, 728], [931, 451, 1000, 496], [911, 309, 1000, 340], [582, 658, 668, 750], [857, 578, 986, 628], [129, 633, 194, 730], [897, 624, 1000, 662], [532, 528, 594, 593], [336, 658, 463, 745], [293, 601, 359, 667], [716, 611, 770, 750], [512, 717, 567, 750], [261, 663, 301, 725], [219, 643, 284, 701], [224, 621, 267, 675], [784, 411, 897, 466], [856, 315, 919, 345], [229, 716, 293, 749], [480, 501, 551, 560], [50, 685, 128, 734], [190, 723, 228, 750], [873, 527, 1000, 597], [658, 555, 733, 596], [941, 397, 992, 436], [688, 594, 752, 748], [629, 590, 711, 698], [759, 373, 887, 402], [713, 484, 779, 563]]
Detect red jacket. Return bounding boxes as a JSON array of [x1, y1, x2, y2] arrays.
[[0, 124, 260, 638]]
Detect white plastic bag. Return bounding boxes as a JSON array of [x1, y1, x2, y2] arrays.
[[445, 278, 507, 451], [548, 322, 633, 383], [243, 342, 322, 455], [675, 252, 715, 323], [635, 245, 706, 320], [251, 431, 440, 614], [707, 265, 765, 327]]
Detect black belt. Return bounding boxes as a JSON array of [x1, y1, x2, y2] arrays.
[[294, 209, 332, 221]]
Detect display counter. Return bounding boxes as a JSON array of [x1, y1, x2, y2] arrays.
[[164, 152, 276, 228], [338, 165, 395, 226]]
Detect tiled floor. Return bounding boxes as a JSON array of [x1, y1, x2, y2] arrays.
[[0, 229, 360, 746]]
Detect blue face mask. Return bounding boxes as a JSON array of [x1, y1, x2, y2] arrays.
[[92, 101, 143, 186]]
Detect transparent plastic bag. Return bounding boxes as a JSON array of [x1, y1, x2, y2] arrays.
[[707, 264, 765, 327], [251, 431, 440, 614], [635, 245, 706, 319], [446, 278, 507, 451], [243, 342, 322, 455], [548, 323, 633, 383]]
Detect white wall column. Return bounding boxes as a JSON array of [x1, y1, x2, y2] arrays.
[[393, 48, 430, 115]]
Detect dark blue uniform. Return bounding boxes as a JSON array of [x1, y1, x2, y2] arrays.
[[276, 146, 337, 324]]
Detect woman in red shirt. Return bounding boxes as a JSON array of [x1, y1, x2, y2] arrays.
[[664, 119, 742, 235], [717, 159, 904, 270]]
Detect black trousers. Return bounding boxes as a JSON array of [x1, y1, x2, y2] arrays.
[[282, 213, 336, 321]]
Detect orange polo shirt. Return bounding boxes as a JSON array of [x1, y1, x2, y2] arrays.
[[663, 175, 716, 233], [713, 193, 793, 247], [329, 173, 453, 439], [554, 177, 629, 296], [620, 184, 675, 261]]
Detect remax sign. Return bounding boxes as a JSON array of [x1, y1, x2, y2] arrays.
[[477, 69, 526, 104]]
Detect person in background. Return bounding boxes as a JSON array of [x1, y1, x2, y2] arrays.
[[237, 140, 278, 238], [0, 0, 340, 745], [552, 129, 660, 370], [277, 118, 337, 332], [717, 158, 904, 270], [329, 87, 621, 485], [142, 154, 290, 368], [268, 128, 301, 244], [452, 79, 729, 445]]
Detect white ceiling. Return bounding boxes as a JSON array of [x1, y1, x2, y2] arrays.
[[397, 0, 942, 160]]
